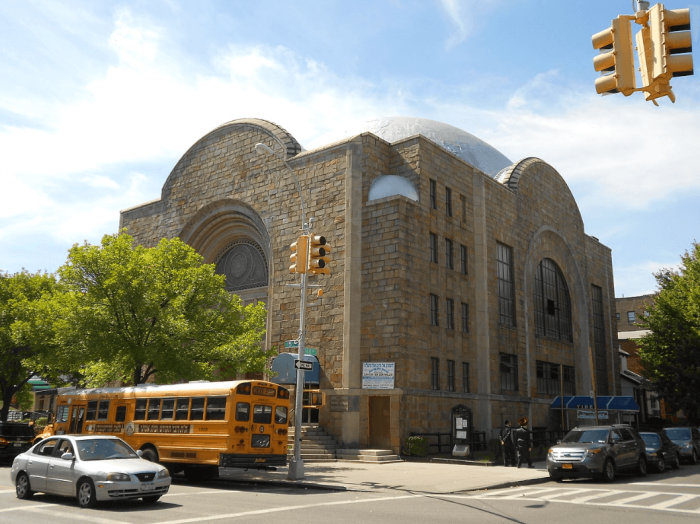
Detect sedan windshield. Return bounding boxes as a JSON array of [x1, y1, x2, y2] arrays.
[[641, 433, 661, 447], [76, 439, 138, 461], [665, 428, 691, 440], [562, 429, 609, 444]]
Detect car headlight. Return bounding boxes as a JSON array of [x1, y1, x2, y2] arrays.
[[584, 449, 602, 459], [647, 451, 657, 457], [157, 468, 170, 479], [682, 443, 692, 449], [106, 473, 131, 482]]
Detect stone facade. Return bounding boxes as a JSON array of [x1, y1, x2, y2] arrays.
[[120, 118, 619, 453]]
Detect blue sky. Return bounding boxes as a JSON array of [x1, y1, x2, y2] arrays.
[[1, 0, 699, 297]]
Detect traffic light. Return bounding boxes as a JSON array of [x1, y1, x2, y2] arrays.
[[290, 235, 308, 274], [592, 17, 636, 96], [649, 4, 693, 80], [308, 235, 331, 275]]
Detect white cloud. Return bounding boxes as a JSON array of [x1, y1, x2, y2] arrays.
[[437, 0, 503, 48]]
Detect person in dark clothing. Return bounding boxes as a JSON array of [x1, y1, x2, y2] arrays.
[[499, 420, 516, 466], [514, 417, 533, 468]]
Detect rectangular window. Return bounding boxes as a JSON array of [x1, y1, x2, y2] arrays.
[[206, 397, 227, 420], [430, 294, 439, 326], [462, 362, 470, 393], [460, 244, 468, 274], [461, 194, 466, 224], [236, 402, 250, 421], [160, 398, 175, 420], [147, 398, 162, 420], [253, 404, 273, 424], [461, 302, 469, 333], [536, 362, 575, 395], [616, 312, 620, 321], [446, 298, 454, 330], [134, 399, 147, 420], [431, 357, 440, 390], [445, 238, 454, 269], [627, 311, 636, 323], [446, 187, 452, 217], [592, 285, 609, 395], [190, 397, 205, 420], [447, 360, 455, 392], [497, 242, 516, 327], [175, 398, 190, 420], [430, 179, 437, 209], [86, 401, 97, 421], [97, 400, 110, 421], [430, 233, 438, 263], [115, 406, 127, 423], [500, 353, 518, 391]]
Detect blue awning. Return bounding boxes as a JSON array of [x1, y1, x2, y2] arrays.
[[269, 353, 320, 385], [550, 395, 639, 412]]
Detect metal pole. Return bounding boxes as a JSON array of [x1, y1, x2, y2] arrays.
[[560, 364, 565, 432], [588, 346, 599, 426]]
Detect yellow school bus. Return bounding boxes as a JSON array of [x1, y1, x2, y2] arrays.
[[37, 380, 290, 480]]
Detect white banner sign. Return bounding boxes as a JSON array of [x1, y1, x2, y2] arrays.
[[362, 362, 395, 389]]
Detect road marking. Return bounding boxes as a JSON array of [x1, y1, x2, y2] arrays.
[[634, 482, 700, 488], [0, 490, 17, 494], [648, 494, 698, 510], [605, 492, 659, 505], [13, 505, 128, 524]]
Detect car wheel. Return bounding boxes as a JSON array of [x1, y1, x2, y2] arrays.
[[672, 453, 681, 470], [602, 459, 615, 483], [142, 495, 162, 504], [691, 449, 698, 465], [15, 472, 34, 500], [656, 454, 666, 473], [141, 447, 159, 463], [77, 478, 97, 508], [636, 456, 647, 477]]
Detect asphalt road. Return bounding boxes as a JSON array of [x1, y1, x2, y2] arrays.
[[1, 464, 699, 524]]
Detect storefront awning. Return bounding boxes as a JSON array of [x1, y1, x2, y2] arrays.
[[550, 395, 640, 412]]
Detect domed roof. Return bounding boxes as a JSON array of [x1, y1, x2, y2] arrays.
[[359, 117, 511, 176]]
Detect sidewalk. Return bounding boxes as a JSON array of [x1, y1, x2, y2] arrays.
[[218, 459, 550, 494]]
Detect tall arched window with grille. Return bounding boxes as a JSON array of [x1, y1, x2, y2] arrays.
[[534, 258, 573, 342]]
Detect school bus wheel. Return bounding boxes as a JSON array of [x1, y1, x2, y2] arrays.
[[140, 447, 159, 463]]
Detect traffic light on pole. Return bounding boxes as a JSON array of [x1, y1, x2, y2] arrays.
[[290, 235, 308, 274], [592, 17, 636, 96], [308, 235, 331, 275], [649, 4, 693, 80]]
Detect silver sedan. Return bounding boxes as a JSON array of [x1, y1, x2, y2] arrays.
[[10, 435, 170, 508]]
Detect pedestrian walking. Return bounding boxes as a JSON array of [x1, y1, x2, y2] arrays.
[[514, 417, 533, 468], [499, 420, 516, 466]]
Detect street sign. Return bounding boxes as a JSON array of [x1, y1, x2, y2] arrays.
[[304, 348, 317, 356], [285, 340, 317, 355], [294, 360, 314, 371], [578, 410, 608, 419]]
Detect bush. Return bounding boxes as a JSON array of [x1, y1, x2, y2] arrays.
[[403, 436, 429, 457]]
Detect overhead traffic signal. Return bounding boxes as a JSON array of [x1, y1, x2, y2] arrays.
[[308, 235, 331, 275], [290, 235, 308, 274], [649, 4, 693, 80], [592, 17, 636, 96]]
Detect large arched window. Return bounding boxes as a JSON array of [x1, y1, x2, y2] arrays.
[[534, 258, 572, 342], [214, 239, 268, 292]]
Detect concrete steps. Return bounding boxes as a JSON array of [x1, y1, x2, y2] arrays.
[[288, 425, 400, 463]]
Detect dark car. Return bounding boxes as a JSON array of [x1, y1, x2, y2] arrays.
[[639, 431, 681, 472], [0, 422, 35, 463], [547, 424, 648, 482], [663, 427, 700, 464]]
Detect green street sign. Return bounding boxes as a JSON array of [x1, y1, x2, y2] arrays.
[[304, 348, 317, 356], [285, 340, 299, 348]]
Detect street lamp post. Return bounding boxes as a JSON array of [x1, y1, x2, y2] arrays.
[[254, 142, 308, 480]]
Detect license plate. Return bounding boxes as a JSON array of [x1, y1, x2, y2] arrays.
[[14, 443, 22, 447], [562, 463, 573, 470], [141, 483, 155, 491]]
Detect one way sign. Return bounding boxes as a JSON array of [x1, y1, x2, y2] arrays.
[[294, 360, 314, 371]]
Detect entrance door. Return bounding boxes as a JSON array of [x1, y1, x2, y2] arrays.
[[69, 406, 85, 434], [368, 396, 391, 449]]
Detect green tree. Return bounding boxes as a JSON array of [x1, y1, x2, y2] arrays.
[[57, 231, 270, 386], [638, 242, 700, 424], [0, 271, 60, 422]]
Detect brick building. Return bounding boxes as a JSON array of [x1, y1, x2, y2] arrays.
[[120, 117, 619, 452]]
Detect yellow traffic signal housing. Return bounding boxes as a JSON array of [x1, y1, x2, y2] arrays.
[[303, 389, 325, 408], [308, 235, 331, 275], [290, 235, 309, 274], [649, 4, 693, 80], [592, 17, 636, 96]]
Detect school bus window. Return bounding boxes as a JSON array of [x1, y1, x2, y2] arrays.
[[175, 398, 190, 420], [56, 405, 69, 423], [115, 405, 127, 422], [253, 405, 272, 424], [275, 406, 288, 424], [236, 402, 250, 421], [190, 397, 205, 420], [134, 399, 147, 420], [86, 401, 98, 421], [147, 398, 162, 420], [161, 398, 175, 420], [206, 397, 227, 420], [97, 400, 110, 420]]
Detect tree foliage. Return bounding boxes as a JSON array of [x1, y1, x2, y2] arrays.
[[57, 231, 270, 386], [0, 271, 61, 422], [638, 242, 700, 424]]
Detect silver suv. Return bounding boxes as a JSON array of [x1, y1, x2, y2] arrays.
[[547, 425, 648, 482]]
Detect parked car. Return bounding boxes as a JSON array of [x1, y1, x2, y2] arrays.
[[639, 431, 681, 472], [10, 435, 170, 508], [663, 427, 700, 465], [0, 422, 35, 463], [547, 424, 648, 482]]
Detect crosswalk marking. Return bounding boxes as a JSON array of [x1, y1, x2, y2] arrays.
[[648, 494, 698, 510]]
